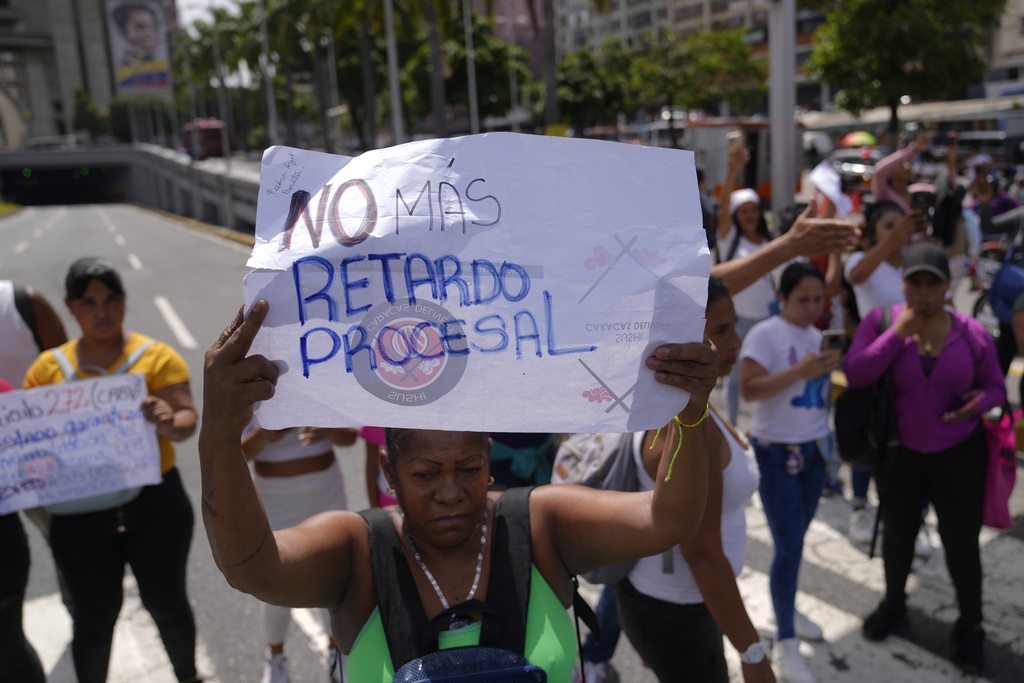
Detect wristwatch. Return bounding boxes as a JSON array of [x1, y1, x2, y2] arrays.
[[739, 640, 767, 665]]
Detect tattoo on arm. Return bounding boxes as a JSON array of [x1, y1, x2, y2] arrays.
[[202, 490, 218, 518], [221, 522, 271, 570]]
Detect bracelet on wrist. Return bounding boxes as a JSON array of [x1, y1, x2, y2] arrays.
[[674, 403, 710, 429]]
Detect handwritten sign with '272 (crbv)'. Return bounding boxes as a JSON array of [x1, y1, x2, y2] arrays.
[[0, 373, 160, 514], [245, 134, 710, 433]]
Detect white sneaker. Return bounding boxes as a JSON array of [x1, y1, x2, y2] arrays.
[[794, 612, 824, 641], [773, 638, 816, 683], [261, 653, 290, 683], [914, 527, 933, 559], [848, 507, 875, 545]]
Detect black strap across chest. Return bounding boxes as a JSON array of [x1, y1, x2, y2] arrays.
[[360, 487, 534, 671]]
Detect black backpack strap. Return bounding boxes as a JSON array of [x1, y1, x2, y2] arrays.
[[359, 508, 430, 670], [13, 285, 43, 352], [486, 486, 534, 653], [361, 489, 536, 670]]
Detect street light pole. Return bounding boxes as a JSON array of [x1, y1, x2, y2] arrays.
[[769, 0, 796, 213], [462, 0, 479, 134], [383, 0, 405, 144], [259, 0, 280, 146], [323, 27, 342, 151]]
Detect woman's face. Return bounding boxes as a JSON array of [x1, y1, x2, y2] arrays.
[[705, 295, 740, 377], [903, 272, 948, 317], [735, 202, 761, 234], [780, 276, 825, 328], [871, 209, 904, 247], [386, 430, 490, 547], [67, 279, 125, 343]]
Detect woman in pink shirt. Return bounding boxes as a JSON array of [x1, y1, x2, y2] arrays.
[[871, 134, 934, 213]]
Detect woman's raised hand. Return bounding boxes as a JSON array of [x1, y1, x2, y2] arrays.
[[203, 300, 280, 439], [647, 338, 719, 423]]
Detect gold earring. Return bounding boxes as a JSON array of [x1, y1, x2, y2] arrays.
[[487, 476, 495, 487]]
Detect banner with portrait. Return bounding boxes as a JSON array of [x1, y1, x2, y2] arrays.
[[107, 0, 172, 98]]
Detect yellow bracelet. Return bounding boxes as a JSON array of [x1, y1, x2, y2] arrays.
[[674, 403, 710, 429]]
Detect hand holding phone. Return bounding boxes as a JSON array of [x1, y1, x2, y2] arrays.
[[942, 390, 984, 422]]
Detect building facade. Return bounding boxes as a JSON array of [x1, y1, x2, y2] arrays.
[[552, 0, 829, 111]]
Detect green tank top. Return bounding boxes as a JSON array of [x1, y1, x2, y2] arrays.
[[346, 565, 575, 682]]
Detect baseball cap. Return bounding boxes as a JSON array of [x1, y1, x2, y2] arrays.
[[65, 257, 124, 299], [902, 243, 950, 283], [729, 188, 761, 214]]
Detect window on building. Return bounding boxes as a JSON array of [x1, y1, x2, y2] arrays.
[[711, 0, 729, 14], [675, 3, 703, 22]]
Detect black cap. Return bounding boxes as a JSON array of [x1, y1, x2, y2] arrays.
[[902, 243, 950, 283]]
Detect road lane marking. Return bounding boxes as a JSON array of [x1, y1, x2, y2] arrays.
[[154, 296, 199, 350], [14, 240, 29, 253], [114, 234, 126, 247], [32, 228, 43, 238], [127, 253, 143, 270]]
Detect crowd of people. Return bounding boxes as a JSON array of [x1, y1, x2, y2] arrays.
[[0, 127, 1018, 683]]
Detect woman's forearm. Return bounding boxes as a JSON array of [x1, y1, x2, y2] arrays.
[[687, 552, 760, 652], [650, 415, 710, 544], [741, 366, 800, 402], [199, 427, 279, 593]]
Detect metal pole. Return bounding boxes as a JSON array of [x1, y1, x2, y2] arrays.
[[769, 0, 796, 214], [462, 0, 479, 134], [383, 0, 405, 144], [324, 28, 341, 151], [506, 18, 521, 133], [259, 0, 280, 146]]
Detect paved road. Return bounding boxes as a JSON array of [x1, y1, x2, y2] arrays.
[[2, 204, 1022, 682]]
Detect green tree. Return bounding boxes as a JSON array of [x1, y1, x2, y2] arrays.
[[631, 29, 766, 148], [807, 0, 1007, 137], [557, 38, 632, 131], [72, 89, 108, 139]]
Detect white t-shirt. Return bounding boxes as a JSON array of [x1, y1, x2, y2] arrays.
[[740, 316, 832, 444], [721, 225, 777, 321], [626, 417, 758, 604], [844, 251, 904, 318]]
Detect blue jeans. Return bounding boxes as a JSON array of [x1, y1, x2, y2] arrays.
[[727, 317, 760, 424], [752, 439, 825, 640], [581, 583, 620, 664], [851, 466, 872, 505]]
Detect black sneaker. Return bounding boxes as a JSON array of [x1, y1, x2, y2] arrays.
[[950, 619, 985, 676], [862, 600, 908, 641]]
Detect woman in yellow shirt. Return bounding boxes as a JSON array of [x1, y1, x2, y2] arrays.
[[23, 257, 201, 683]]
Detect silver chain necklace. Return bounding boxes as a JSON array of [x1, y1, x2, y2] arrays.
[[404, 513, 488, 630]]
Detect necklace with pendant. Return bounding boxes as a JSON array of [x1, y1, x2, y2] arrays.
[[923, 338, 933, 354], [405, 513, 487, 630]]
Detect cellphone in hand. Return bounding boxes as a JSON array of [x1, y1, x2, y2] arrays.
[[727, 130, 743, 146], [821, 330, 846, 353], [955, 392, 984, 414]]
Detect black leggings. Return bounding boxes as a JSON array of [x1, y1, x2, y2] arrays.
[[616, 577, 728, 683], [0, 513, 45, 683], [882, 427, 986, 625], [49, 467, 197, 683]]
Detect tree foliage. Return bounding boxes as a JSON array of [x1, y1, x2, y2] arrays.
[[807, 0, 1007, 134]]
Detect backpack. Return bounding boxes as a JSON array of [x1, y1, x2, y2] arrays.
[[551, 433, 640, 585], [360, 488, 550, 682], [834, 307, 898, 469]]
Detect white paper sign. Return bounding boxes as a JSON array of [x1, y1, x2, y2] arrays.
[[809, 160, 854, 218], [245, 134, 710, 433], [0, 374, 161, 514]]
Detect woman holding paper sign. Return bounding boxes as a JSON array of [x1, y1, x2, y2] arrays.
[[198, 299, 718, 682], [22, 258, 202, 683]]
